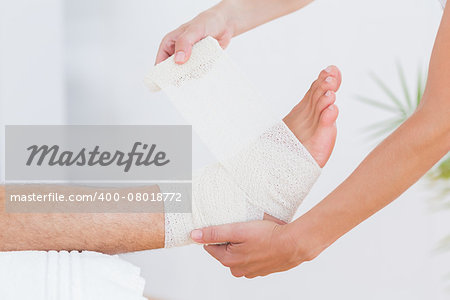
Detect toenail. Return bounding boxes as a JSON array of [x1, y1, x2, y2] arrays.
[[325, 91, 333, 97], [325, 77, 333, 83], [325, 66, 333, 73], [328, 105, 335, 111]]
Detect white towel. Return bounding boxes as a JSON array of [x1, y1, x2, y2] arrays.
[[0, 250, 146, 300]]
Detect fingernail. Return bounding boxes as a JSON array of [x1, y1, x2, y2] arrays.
[[328, 105, 335, 111], [174, 51, 185, 63], [191, 229, 202, 241], [325, 76, 333, 83], [325, 91, 333, 97], [325, 66, 333, 73]]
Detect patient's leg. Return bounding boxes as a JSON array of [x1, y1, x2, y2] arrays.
[[0, 66, 341, 253], [0, 185, 165, 253]]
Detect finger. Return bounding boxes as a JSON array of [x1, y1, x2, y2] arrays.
[[205, 243, 244, 267], [203, 244, 228, 263], [155, 36, 175, 65], [244, 273, 258, 279], [217, 30, 233, 49], [230, 267, 245, 278], [174, 28, 204, 64], [155, 47, 171, 65], [191, 223, 245, 244], [204, 244, 242, 268]]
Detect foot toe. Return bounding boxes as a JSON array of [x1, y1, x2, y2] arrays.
[[302, 104, 338, 168], [313, 76, 339, 100], [319, 65, 342, 88], [309, 66, 341, 99], [319, 104, 339, 126], [287, 67, 341, 169], [317, 91, 336, 113]]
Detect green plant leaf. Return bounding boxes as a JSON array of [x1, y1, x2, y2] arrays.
[[396, 61, 413, 111], [357, 63, 427, 140], [369, 72, 408, 116], [417, 66, 425, 106], [436, 234, 450, 253], [431, 156, 450, 180], [363, 118, 404, 140], [355, 95, 400, 113]]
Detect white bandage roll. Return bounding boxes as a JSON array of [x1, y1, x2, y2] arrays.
[[147, 37, 321, 247], [146, 37, 277, 162]]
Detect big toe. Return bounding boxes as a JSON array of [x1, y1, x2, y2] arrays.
[[319, 104, 339, 126], [303, 104, 339, 168]]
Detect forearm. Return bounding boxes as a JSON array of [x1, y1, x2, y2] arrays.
[[291, 5, 450, 257], [292, 107, 449, 256], [213, 0, 314, 36], [0, 185, 165, 253]]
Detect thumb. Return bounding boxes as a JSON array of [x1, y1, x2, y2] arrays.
[[191, 223, 244, 244], [174, 29, 204, 64]]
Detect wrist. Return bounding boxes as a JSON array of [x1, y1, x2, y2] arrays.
[[288, 213, 336, 262], [211, 0, 242, 37]]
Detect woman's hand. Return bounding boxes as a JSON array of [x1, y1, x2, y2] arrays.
[[155, 0, 316, 65], [190, 220, 324, 278], [155, 4, 235, 65]]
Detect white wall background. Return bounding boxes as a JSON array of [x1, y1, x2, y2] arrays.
[[1, 0, 449, 299]]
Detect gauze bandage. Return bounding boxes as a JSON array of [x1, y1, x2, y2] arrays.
[[163, 164, 263, 247], [146, 37, 321, 247]]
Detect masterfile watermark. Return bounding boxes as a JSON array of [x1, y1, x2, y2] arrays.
[[26, 142, 170, 172], [4, 125, 192, 213], [6, 125, 192, 181]]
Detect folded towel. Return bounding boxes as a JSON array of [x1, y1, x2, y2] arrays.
[[0, 250, 146, 300]]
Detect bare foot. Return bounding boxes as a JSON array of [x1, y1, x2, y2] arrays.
[[283, 65, 341, 168], [263, 66, 341, 224]]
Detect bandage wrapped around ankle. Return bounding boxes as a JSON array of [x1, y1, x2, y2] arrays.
[[146, 37, 321, 247]]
